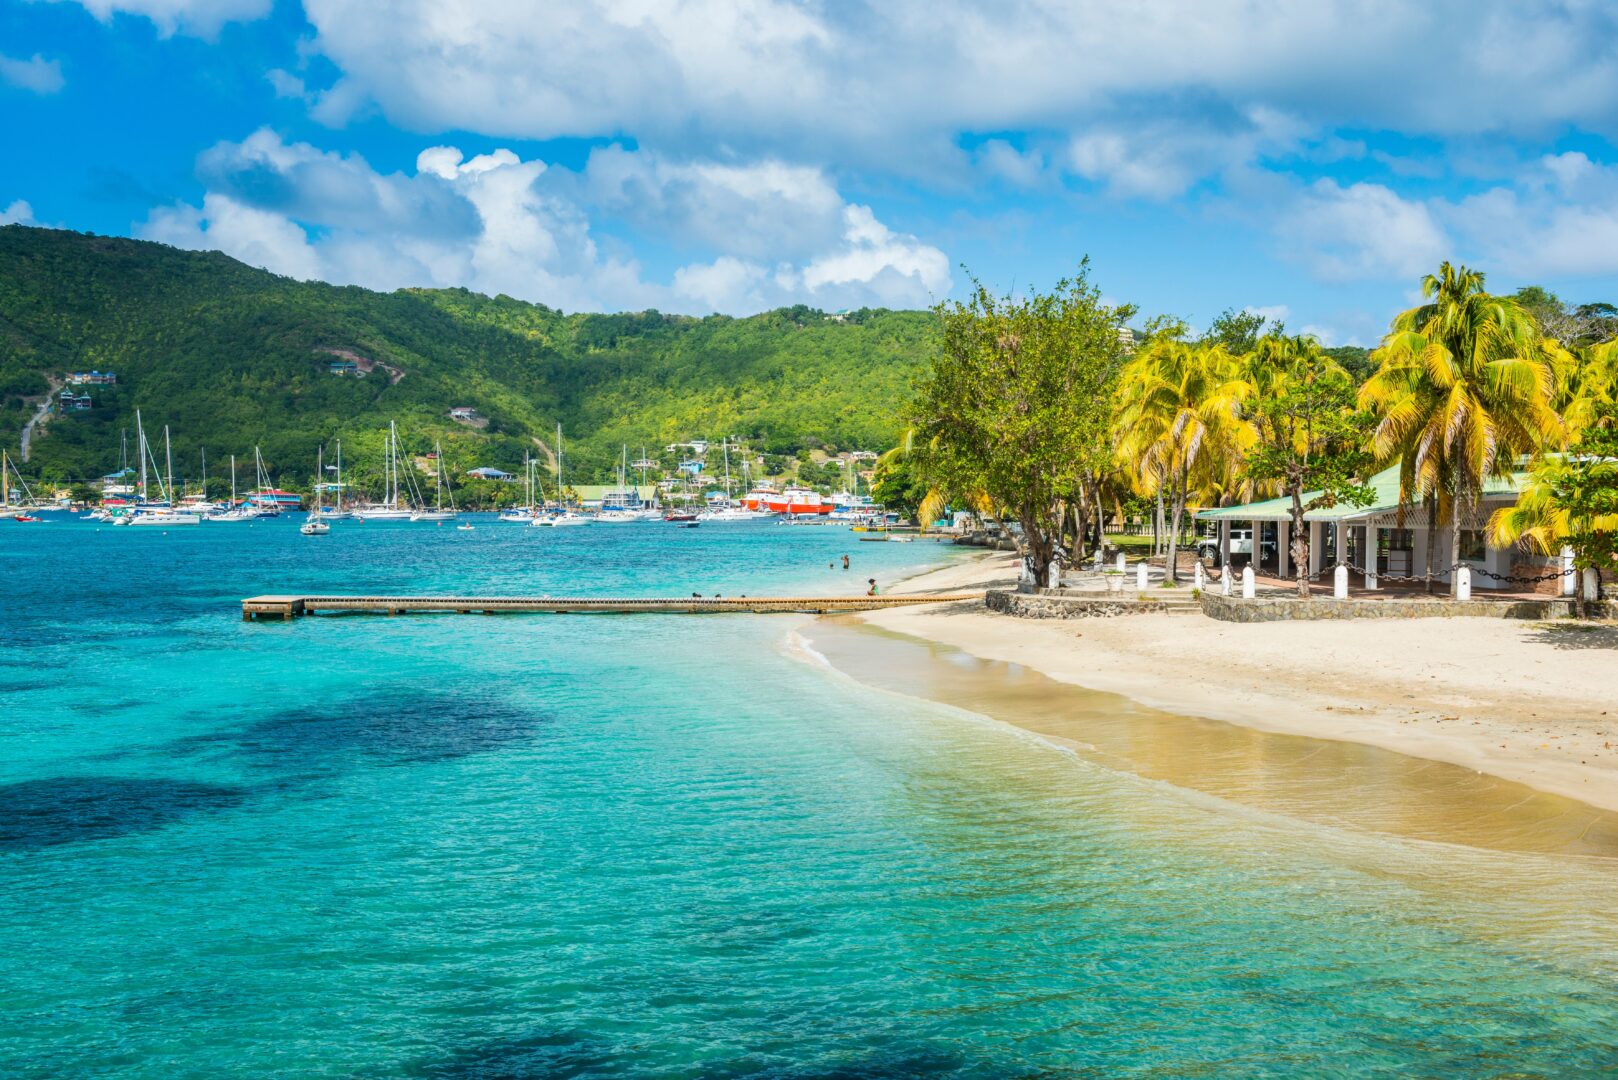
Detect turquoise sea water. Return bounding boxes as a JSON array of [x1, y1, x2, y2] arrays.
[[3, 515, 1618, 1077]]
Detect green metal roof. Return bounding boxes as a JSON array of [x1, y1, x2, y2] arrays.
[[1195, 465, 1527, 522]]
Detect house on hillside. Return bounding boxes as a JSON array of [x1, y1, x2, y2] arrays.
[[58, 389, 92, 411], [449, 406, 479, 421], [466, 466, 513, 481], [327, 359, 359, 376], [1196, 464, 1563, 592], [66, 370, 116, 386]]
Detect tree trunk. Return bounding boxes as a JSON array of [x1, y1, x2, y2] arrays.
[[1449, 487, 1465, 599], [1021, 515, 1054, 588], [1289, 483, 1310, 599], [1423, 494, 1437, 594], [1165, 473, 1186, 585], [1070, 493, 1088, 564], [1153, 487, 1164, 556]]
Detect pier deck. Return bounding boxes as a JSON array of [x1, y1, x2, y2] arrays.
[[243, 593, 982, 620]]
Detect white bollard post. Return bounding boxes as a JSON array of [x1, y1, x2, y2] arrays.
[[1136, 562, 1149, 592], [1456, 565, 1472, 601], [1019, 557, 1035, 588], [1221, 568, 1233, 596], [1562, 547, 1578, 596], [1585, 567, 1600, 602], [1241, 565, 1256, 599], [1094, 548, 1104, 573], [1334, 564, 1349, 600], [1048, 560, 1061, 589], [1194, 563, 1206, 591], [1115, 551, 1126, 573]]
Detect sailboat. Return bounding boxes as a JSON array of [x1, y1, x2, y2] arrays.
[[129, 420, 200, 525], [315, 439, 352, 520], [596, 447, 644, 522], [411, 441, 457, 521], [180, 448, 223, 517], [698, 438, 767, 521], [301, 447, 331, 534], [209, 454, 261, 521], [356, 422, 414, 520], [500, 452, 541, 521], [532, 425, 590, 526], [1, 450, 30, 520]]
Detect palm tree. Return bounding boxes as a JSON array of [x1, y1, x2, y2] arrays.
[[1115, 341, 1252, 584], [1359, 262, 1562, 596], [1240, 333, 1358, 597], [1559, 339, 1618, 438], [1488, 429, 1618, 617]]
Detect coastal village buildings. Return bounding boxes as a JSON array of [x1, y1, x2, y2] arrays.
[[1196, 465, 1565, 593]]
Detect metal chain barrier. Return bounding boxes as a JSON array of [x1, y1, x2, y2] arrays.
[[1203, 559, 1575, 585]]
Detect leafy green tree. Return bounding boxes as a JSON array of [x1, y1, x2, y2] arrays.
[[1202, 307, 1280, 355], [1241, 334, 1375, 597], [914, 263, 1134, 586]]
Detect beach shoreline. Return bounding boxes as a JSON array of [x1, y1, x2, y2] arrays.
[[848, 547, 1618, 814]]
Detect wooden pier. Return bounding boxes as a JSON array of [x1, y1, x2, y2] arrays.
[[242, 593, 983, 620]]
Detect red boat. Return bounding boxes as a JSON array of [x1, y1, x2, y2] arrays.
[[741, 483, 833, 515]]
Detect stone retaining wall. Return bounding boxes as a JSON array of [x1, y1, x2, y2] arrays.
[[986, 589, 1185, 619], [1199, 593, 1599, 622]]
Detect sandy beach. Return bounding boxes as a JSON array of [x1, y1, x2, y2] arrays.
[[857, 549, 1618, 813]]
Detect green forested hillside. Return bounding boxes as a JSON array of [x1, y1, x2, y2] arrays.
[[0, 226, 935, 490]]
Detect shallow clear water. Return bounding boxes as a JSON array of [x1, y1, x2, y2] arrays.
[[3, 516, 1618, 1077]]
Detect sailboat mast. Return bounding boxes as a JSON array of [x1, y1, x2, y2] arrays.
[[136, 410, 147, 500], [230, 454, 237, 506], [164, 426, 173, 503], [2, 451, 9, 508]]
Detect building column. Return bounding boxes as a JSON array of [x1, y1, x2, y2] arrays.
[[1220, 520, 1230, 570], [1308, 521, 1324, 579], [1277, 520, 1290, 580], [1251, 520, 1261, 575]]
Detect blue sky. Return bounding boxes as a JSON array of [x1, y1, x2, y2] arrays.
[[6, 0, 1618, 344]]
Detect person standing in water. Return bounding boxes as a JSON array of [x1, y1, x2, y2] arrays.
[[842, 554, 850, 570]]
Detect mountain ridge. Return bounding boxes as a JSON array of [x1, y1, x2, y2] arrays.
[[0, 226, 936, 486]]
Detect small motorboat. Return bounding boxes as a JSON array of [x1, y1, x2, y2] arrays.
[[677, 522, 700, 528], [300, 519, 330, 535], [13, 514, 41, 523], [457, 523, 474, 531]]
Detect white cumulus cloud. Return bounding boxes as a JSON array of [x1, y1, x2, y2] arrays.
[[136, 130, 950, 315], [1278, 180, 1449, 283], [0, 53, 65, 94], [56, 0, 270, 37], [296, 0, 1618, 184], [1, 200, 38, 225]]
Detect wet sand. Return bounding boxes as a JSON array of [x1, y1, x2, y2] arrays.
[[806, 615, 1618, 858]]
